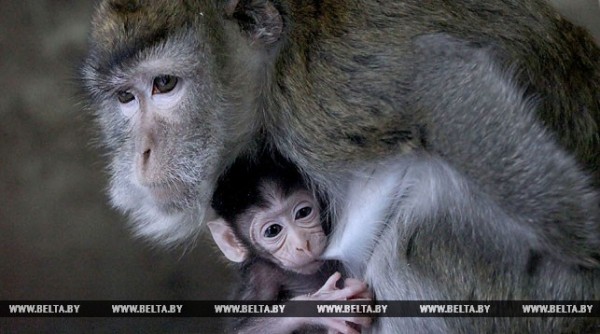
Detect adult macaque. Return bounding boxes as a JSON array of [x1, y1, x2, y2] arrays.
[[209, 155, 371, 334], [82, 0, 600, 332]]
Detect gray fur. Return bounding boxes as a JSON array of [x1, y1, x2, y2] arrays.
[[326, 36, 600, 332], [82, 0, 600, 332]]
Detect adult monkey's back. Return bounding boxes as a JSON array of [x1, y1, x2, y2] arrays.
[[82, 0, 600, 332]]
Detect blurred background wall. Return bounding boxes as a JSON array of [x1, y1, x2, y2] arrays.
[[0, 1, 598, 333]]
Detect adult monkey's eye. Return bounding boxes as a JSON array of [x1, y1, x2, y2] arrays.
[[152, 75, 178, 94], [117, 91, 135, 104], [264, 224, 283, 238]]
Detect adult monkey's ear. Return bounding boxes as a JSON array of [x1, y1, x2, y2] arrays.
[[225, 0, 284, 45], [207, 218, 249, 263]]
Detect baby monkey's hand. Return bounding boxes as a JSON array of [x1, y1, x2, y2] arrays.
[[294, 272, 373, 334]]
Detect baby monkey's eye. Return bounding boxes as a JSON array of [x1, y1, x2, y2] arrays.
[[152, 75, 178, 94], [117, 91, 135, 104], [264, 224, 283, 238], [295, 206, 313, 220]]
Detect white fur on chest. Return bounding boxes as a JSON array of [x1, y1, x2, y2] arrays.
[[322, 154, 467, 278], [322, 157, 413, 276]]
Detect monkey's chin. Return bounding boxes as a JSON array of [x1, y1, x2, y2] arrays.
[[292, 260, 324, 275], [111, 189, 207, 246], [144, 183, 195, 214]]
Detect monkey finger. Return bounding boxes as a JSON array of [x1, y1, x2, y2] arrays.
[[320, 319, 360, 334], [343, 278, 368, 291], [309, 289, 349, 301], [319, 272, 342, 291], [338, 284, 369, 299], [348, 290, 373, 300], [343, 278, 366, 286], [344, 315, 373, 327], [316, 289, 359, 301]]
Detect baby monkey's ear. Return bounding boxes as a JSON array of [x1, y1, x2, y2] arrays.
[[207, 218, 249, 263]]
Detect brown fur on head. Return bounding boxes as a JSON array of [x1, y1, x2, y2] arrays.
[[90, 0, 197, 53], [86, 0, 229, 86]]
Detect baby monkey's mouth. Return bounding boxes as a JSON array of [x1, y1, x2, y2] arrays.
[[291, 258, 325, 275]]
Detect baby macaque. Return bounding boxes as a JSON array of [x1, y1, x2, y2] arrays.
[[209, 154, 371, 334]]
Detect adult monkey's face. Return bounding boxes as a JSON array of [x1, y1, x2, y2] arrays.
[[81, 0, 263, 245]]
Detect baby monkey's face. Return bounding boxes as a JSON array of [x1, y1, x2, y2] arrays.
[[249, 188, 326, 275]]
